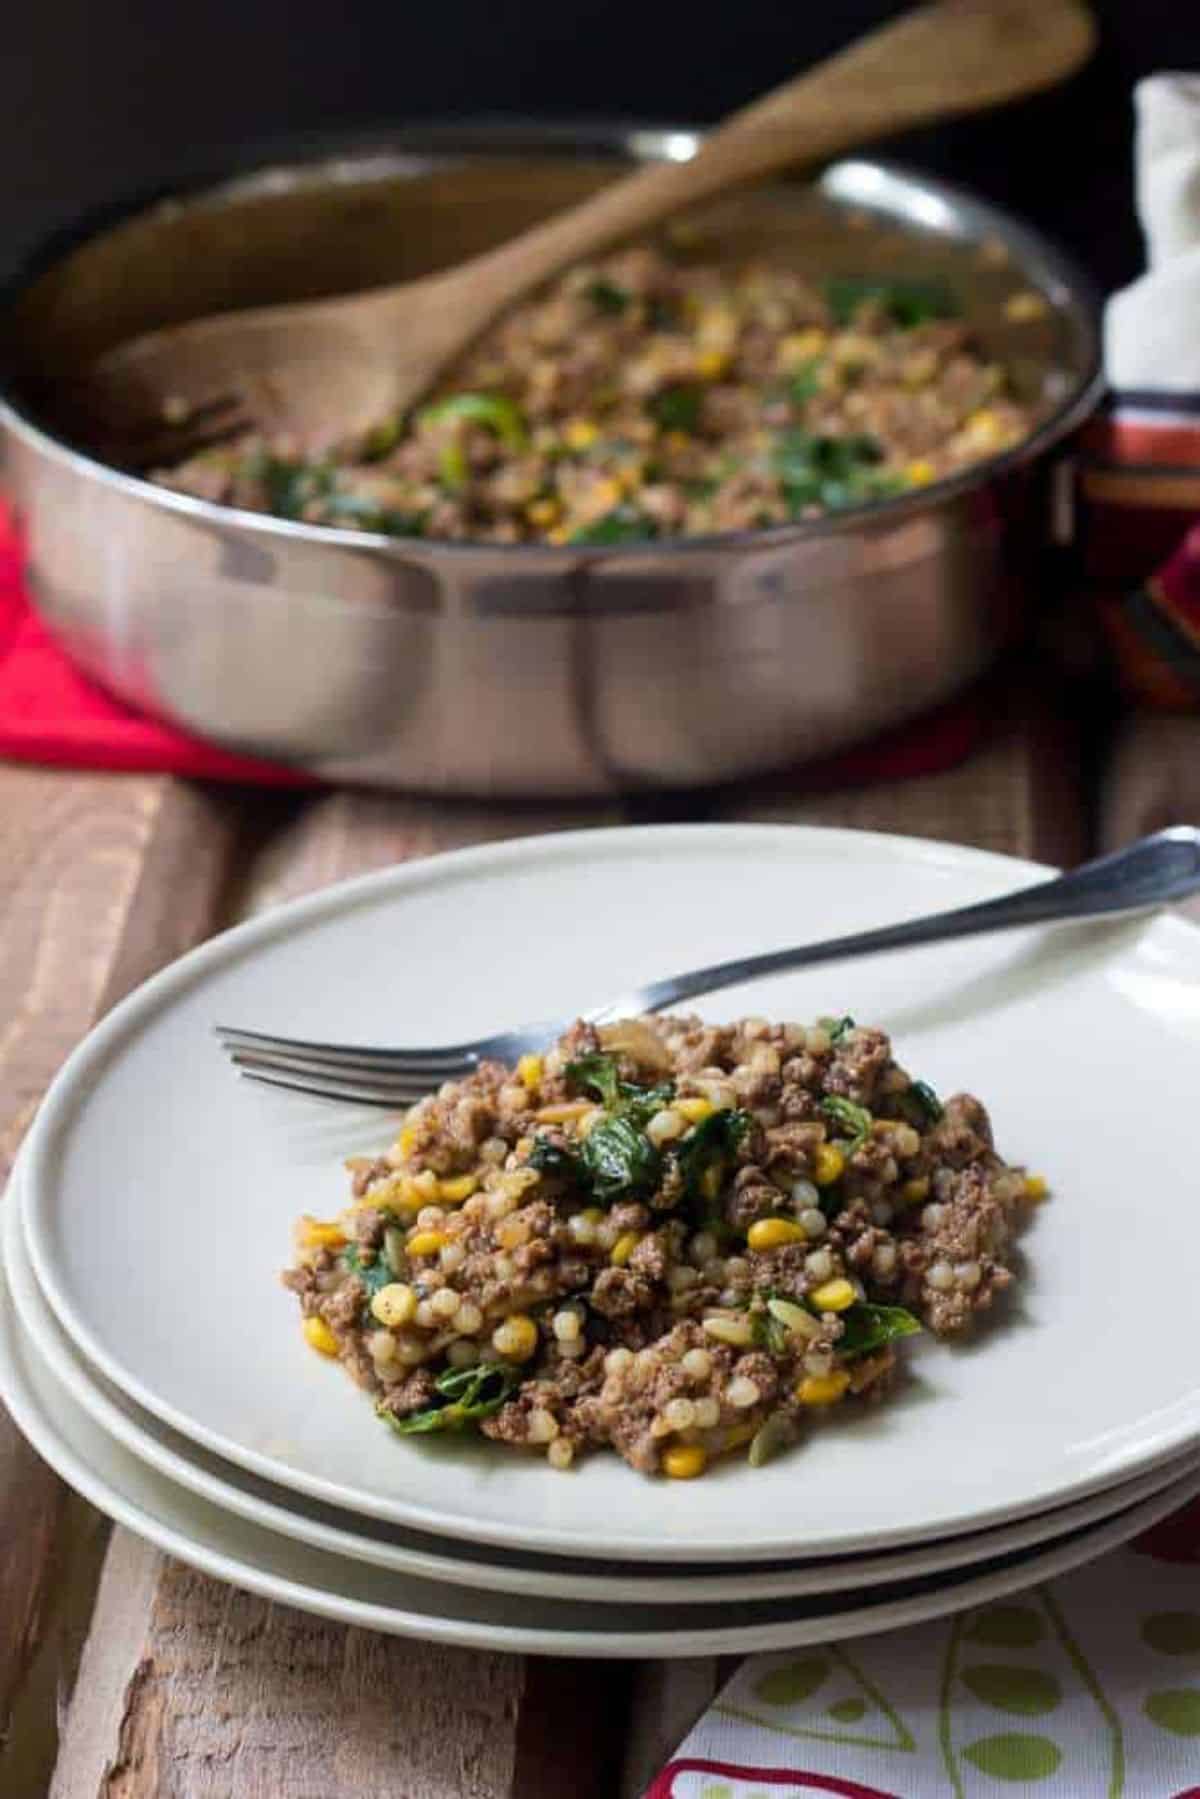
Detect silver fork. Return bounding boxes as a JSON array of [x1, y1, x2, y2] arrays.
[[216, 826, 1200, 1107]]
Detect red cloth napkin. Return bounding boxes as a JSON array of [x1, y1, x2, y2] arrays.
[[0, 501, 981, 791]]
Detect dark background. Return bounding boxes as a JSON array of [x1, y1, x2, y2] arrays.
[[3, 0, 1197, 292]]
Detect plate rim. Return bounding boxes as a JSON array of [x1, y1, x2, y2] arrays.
[[4, 1211, 1199, 1658], [9, 1166, 1193, 1605], [20, 820, 1200, 1562]]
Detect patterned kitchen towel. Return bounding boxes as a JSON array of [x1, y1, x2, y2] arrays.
[[1080, 75, 1200, 708], [648, 1497, 1200, 1798]]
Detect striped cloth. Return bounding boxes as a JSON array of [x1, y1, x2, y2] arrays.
[[1080, 76, 1200, 709]]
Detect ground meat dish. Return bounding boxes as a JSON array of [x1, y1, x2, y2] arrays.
[[162, 244, 1035, 546], [285, 1014, 1043, 1479]]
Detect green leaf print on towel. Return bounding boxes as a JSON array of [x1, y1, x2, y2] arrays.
[[962, 1734, 1063, 1780], [940, 1590, 1124, 1797]]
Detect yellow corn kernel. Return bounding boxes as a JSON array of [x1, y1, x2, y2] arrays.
[[371, 1282, 417, 1329], [695, 348, 729, 380], [906, 459, 936, 486], [611, 1231, 644, 1267], [517, 1053, 544, 1091], [397, 1124, 419, 1159], [796, 1370, 851, 1406], [406, 1229, 448, 1257], [778, 327, 828, 367], [696, 304, 737, 352], [662, 1443, 708, 1479], [901, 1176, 930, 1207], [811, 1277, 856, 1313], [526, 498, 561, 528], [564, 418, 599, 450], [546, 526, 571, 546], [1023, 1174, 1049, 1203], [676, 1096, 715, 1124], [747, 1216, 807, 1252], [438, 1173, 478, 1205], [297, 1218, 347, 1250], [964, 408, 1004, 448], [588, 478, 623, 513], [492, 1313, 539, 1362], [302, 1315, 339, 1357], [813, 1143, 846, 1187], [1005, 290, 1048, 322]]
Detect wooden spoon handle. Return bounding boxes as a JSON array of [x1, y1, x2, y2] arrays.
[[436, 0, 1093, 324]]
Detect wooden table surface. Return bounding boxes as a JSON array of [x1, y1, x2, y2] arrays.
[[2, 686, 1196, 1798]]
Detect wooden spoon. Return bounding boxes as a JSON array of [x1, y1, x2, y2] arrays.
[[78, 0, 1094, 465]]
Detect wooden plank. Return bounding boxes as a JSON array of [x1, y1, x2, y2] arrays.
[[0, 770, 246, 1798], [1099, 713, 1200, 924], [51, 788, 629, 1799]]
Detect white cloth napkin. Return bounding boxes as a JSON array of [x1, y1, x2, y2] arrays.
[[1106, 75, 1200, 393]]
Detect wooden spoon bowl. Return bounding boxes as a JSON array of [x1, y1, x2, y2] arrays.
[[74, 0, 1095, 466]]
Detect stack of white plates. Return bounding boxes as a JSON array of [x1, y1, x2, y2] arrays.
[[5, 825, 1200, 1657]]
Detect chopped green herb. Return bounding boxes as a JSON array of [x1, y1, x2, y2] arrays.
[[568, 506, 656, 546], [587, 277, 629, 315], [838, 1302, 922, 1360], [382, 1363, 519, 1435], [416, 391, 529, 449], [826, 276, 958, 329], [821, 1095, 873, 1152], [648, 383, 704, 434]]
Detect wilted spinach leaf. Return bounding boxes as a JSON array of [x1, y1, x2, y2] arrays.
[[900, 1079, 944, 1127], [569, 506, 656, 546], [587, 277, 629, 315], [817, 1015, 856, 1043], [838, 1303, 922, 1360], [565, 1053, 622, 1108], [772, 430, 901, 515], [251, 453, 335, 520], [826, 276, 957, 329], [342, 1245, 395, 1323], [382, 1363, 519, 1435], [648, 383, 704, 433], [788, 357, 824, 404], [579, 1115, 662, 1202]]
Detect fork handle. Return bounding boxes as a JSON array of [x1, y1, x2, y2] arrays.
[[590, 827, 1200, 1021], [429, 0, 1093, 330]]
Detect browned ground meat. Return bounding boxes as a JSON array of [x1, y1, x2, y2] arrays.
[[285, 1012, 1042, 1478], [160, 244, 1036, 547]]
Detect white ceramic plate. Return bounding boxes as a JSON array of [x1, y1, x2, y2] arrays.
[[21, 824, 1200, 1562], [4, 1239, 1199, 1658], [10, 1179, 1192, 1607]]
